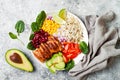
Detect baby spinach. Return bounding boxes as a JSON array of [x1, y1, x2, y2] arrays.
[[9, 32, 24, 45], [27, 41, 36, 50], [36, 10, 46, 28], [79, 41, 89, 54], [29, 34, 34, 40], [31, 22, 39, 32], [28, 10, 46, 50], [8, 20, 25, 45], [15, 20, 25, 36], [31, 11, 46, 32], [9, 32, 18, 39], [65, 60, 75, 71]]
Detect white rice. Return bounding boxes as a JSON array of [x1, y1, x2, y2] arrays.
[[53, 12, 83, 43]]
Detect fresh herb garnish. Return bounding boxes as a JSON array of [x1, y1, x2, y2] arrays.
[[79, 41, 89, 54], [65, 60, 74, 71], [27, 42, 36, 50], [9, 32, 18, 39], [15, 20, 25, 36]]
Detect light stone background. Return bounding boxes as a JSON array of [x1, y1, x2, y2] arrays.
[[0, 0, 120, 80]]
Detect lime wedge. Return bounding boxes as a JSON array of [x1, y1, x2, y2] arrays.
[[53, 14, 66, 24], [59, 9, 67, 20]]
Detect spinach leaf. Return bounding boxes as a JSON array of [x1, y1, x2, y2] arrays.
[[29, 34, 34, 40], [31, 11, 46, 33], [36, 11, 46, 28], [65, 60, 74, 71], [79, 41, 89, 54], [15, 20, 25, 36], [27, 41, 36, 50], [31, 22, 39, 32], [9, 32, 18, 39]]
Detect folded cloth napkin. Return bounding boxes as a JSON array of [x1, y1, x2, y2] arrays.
[[68, 11, 120, 80]]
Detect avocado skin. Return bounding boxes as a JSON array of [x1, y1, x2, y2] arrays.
[[5, 49, 34, 72]]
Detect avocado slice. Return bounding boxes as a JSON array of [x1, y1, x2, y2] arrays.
[[46, 59, 52, 68], [5, 49, 33, 72], [52, 56, 63, 63], [54, 62, 65, 70], [49, 65, 56, 73], [46, 52, 65, 73]]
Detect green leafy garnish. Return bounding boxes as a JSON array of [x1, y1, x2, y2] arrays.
[[65, 60, 74, 71], [29, 34, 34, 40], [27, 10, 46, 50], [31, 22, 39, 32], [9, 32, 18, 39], [79, 41, 89, 54], [9, 32, 24, 45], [8, 20, 25, 45], [27, 42, 36, 50], [36, 10, 46, 28], [15, 20, 25, 36]]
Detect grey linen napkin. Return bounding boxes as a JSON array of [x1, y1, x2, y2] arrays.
[[68, 11, 120, 80]]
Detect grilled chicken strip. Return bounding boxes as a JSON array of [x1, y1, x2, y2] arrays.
[[33, 36, 62, 62]]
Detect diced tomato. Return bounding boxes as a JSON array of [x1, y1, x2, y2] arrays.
[[62, 42, 82, 61], [69, 43, 74, 49], [69, 53, 78, 59], [74, 50, 80, 54], [68, 49, 76, 53], [64, 44, 69, 50], [62, 54, 69, 63], [66, 54, 72, 58], [62, 49, 67, 53], [74, 43, 79, 49]]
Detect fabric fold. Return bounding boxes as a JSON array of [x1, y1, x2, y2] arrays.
[[68, 11, 120, 80]]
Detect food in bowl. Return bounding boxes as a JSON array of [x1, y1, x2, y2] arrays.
[[27, 9, 88, 73]]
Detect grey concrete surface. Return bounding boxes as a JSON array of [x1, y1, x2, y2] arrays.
[[0, 0, 120, 80]]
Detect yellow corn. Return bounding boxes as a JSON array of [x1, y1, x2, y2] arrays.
[[42, 19, 60, 34]]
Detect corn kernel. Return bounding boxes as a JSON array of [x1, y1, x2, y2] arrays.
[[42, 19, 60, 35]]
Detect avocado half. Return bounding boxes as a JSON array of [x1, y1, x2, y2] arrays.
[[5, 49, 33, 72]]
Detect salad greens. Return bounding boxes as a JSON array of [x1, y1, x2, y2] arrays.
[[31, 11, 46, 32], [15, 20, 25, 36], [9, 20, 25, 45], [65, 60, 75, 71], [36, 11, 46, 28], [29, 34, 34, 40], [79, 41, 89, 54], [31, 22, 39, 32], [9, 32, 18, 39], [28, 10, 46, 50], [27, 42, 36, 50]]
